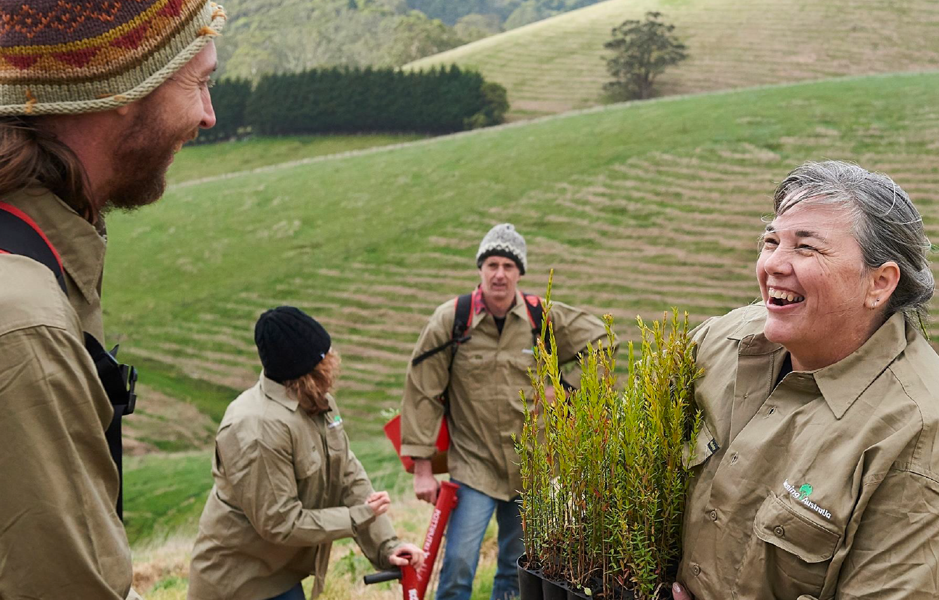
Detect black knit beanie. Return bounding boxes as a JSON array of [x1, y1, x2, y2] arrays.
[[254, 306, 331, 383]]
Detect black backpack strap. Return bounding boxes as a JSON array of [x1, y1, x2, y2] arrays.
[[451, 292, 473, 343], [523, 293, 571, 391], [84, 334, 138, 521], [0, 201, 67, 294], [522, 292, 552, 352], [411, 293, 474, 367]]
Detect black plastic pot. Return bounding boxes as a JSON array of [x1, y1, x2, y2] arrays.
[[541, 577, 567, 600], [566, 585, 590, 600], [517, 556, 544, 600]]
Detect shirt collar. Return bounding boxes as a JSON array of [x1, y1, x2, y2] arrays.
[[814, 312, 909, 419], [728, 305, 910, 419], [6, 187, 106, 305], [259, 372, 299, 412], [469, 286, 526, 330]]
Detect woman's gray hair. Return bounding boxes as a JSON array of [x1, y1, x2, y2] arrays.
[[773, 161, 934, 325]]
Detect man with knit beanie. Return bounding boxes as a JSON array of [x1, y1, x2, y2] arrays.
[[400, 224, 609, 600], [0, 2, 225, 598]]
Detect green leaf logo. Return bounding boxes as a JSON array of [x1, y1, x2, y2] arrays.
[[799, 483, 813, 498]]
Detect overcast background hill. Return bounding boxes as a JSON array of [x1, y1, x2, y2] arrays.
[[215, 0, 608, 79]]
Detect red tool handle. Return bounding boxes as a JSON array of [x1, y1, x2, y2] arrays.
[[364, 480, 460, 600]]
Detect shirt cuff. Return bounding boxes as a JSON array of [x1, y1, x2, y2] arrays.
[[349, 503, 377, 530], [378, 538, 403, 569], [400, 444, 435, 458]]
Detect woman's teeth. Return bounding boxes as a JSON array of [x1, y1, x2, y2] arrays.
[[768, 287, 804, 304]]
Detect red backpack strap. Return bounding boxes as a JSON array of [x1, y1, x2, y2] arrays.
[[0, 201, 67, 294], [523, 292, 558, 357], [522, 293, 546, 333]]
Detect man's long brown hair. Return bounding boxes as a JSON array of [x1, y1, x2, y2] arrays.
[[283, 351, 341, 415], [0, 116, 94, 221]]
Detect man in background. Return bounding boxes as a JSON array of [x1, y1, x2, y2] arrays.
[[0, 1, 225, 597], [401, 223, 609, 600]]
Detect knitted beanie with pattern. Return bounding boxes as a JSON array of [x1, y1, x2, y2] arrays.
[[476, 223, 528, 275], [0, 0, 226, 116]]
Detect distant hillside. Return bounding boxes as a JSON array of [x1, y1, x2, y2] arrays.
[[214, 0, 611, 80], [108, 72, 939, 452], [406, 0, 939, 120]]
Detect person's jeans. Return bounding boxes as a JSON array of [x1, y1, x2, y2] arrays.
[[436, 480, 523, 600], [266, 583, 305, 600]]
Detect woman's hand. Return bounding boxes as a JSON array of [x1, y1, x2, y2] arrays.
[[366, 491, 391, 517], [387, 543, 425, 570], [672, 582, 694, 599]]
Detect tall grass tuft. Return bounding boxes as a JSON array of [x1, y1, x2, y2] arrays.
[[516, 275, 702, 599]]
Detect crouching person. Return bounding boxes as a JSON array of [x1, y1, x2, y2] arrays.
[[189, 306, 423, 600]]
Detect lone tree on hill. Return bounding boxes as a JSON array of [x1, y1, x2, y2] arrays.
[[603, 11, 687, 101]]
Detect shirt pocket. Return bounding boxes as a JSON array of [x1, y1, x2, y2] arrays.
[[293, 442, 323, 481], [326, 425, 347, 455], [736, 493, 840, 599], [682, 420, 718, 469]]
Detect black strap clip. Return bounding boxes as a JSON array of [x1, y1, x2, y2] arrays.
[[84, 333, 137, 415]]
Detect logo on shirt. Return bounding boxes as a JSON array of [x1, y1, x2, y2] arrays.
[[783, 479, 831, 520], [327, 415, 343, 429]]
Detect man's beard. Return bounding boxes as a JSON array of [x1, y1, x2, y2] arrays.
[[104, 112, 197, 212]]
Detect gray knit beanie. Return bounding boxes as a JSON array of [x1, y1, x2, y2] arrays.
[[476, 223, 527, 275]]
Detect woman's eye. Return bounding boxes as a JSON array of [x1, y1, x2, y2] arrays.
[[796, 244, 816, 252]]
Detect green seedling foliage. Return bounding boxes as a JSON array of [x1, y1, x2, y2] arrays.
[[517, 271, 701, 599]]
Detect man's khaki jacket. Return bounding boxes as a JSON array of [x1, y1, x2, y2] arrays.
[[400, 289, 608, 501], [679, 305, 939, 599], [0, 188, 133, 599], [188, 375, 401, 600]]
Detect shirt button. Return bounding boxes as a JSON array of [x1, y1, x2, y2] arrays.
[[691, 563, 701, 576], [709, 510, 718, 521], [774, 525, 785, 537]]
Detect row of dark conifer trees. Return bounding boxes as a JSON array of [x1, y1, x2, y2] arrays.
[[200, 65, 508, 143]]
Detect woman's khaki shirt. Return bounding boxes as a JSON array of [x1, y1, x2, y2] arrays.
[[188, 375, 400, 600], [679, 306, 939, 599]]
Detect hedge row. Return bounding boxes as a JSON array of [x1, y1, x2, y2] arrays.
[[200, 65, 508, 142]]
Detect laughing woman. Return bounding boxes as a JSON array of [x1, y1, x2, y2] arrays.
[[673, 161, 939, 600], [188, 307, 422, 600]]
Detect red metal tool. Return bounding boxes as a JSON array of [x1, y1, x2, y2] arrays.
[[364, 480, 459, 600]]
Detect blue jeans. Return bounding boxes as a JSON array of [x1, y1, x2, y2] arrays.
[[436, 480, 523, 600], [266, 583, 304, 600]]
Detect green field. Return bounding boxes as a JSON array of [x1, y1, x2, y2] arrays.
[[113, 72, 939, 594], [169, 134, 425, 186], [407, 0, 939, 120], [108, 72, 939, 448]]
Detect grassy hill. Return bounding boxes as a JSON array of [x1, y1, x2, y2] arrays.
[[111, 71, 939, 449], [406, 0, 939, 120], [114, 72, 939, 596]]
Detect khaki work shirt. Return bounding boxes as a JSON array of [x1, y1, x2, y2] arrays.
[[0, 189, 132, 598], [188, 375, 401, 600], [679, 305, 939, 599], [401, 289, 608, 501]]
